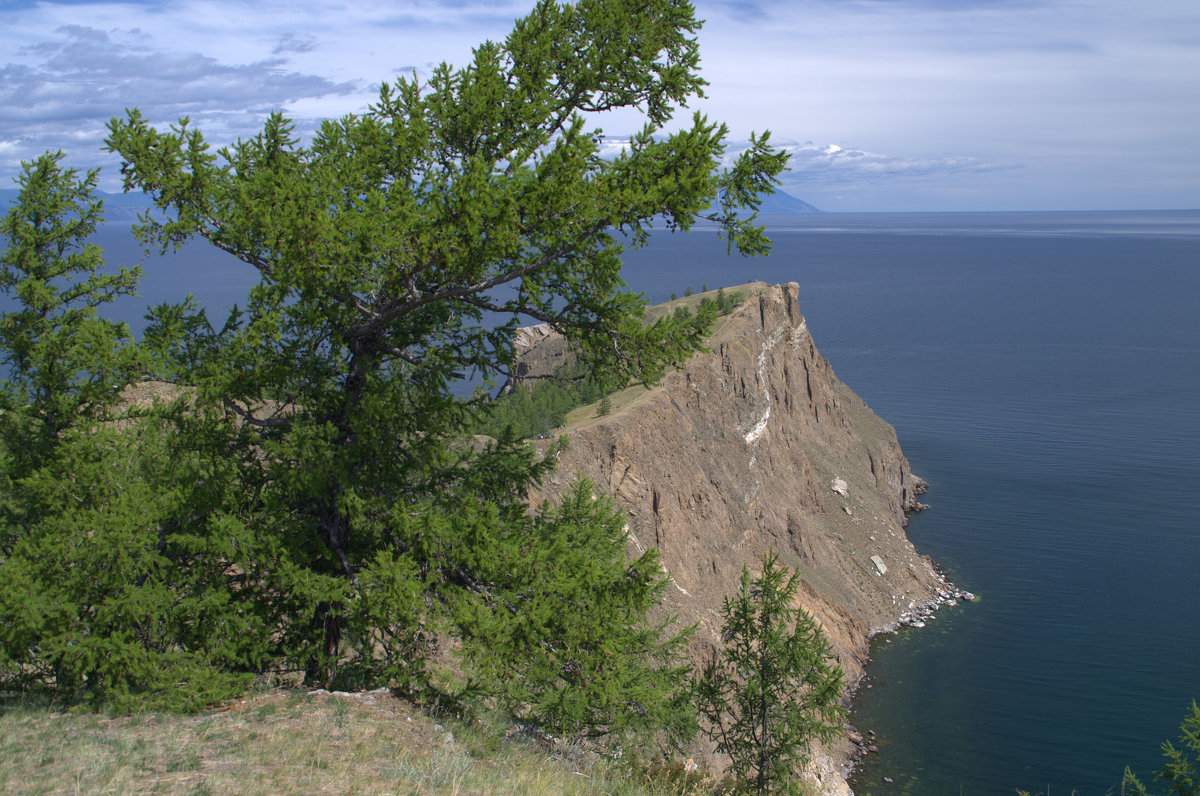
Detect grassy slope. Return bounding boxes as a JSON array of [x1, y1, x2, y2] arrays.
[[557, 283, 771, 435], [0, 688, 718, 795]]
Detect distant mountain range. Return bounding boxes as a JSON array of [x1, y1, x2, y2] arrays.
[[756, 189, 821, 214]]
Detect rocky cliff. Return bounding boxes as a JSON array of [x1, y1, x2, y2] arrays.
[[522, 283, 953, 794]]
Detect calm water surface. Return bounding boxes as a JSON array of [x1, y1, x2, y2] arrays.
[[88, 210, 1200, 794], [621, 211, 1200, 796]]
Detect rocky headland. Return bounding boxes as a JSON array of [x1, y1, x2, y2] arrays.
[[515, 282, 969, 794]]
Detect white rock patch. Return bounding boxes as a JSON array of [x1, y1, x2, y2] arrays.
[[744, 325, 786, 445]]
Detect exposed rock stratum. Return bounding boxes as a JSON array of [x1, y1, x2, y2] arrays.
[[522, 283, 946, 794]]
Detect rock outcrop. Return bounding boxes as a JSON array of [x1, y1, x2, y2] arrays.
[[524, 283, 949, 793]]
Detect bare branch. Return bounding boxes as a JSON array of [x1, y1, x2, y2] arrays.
[[221, 397, 293, 429]]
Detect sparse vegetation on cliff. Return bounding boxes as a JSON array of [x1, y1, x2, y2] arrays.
[[477, 288, 746, 439], [473, 360, 614, 439]]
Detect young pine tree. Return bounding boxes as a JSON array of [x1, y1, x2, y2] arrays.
[[0, 152, 141, 465], [698, 550, 846, 795], [1123, 701, 1200, 796], [1, 150, 142, 564], [0, 153, 269, 710]]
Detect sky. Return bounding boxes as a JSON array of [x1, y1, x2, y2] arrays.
[[1, 0, 1197, 211]]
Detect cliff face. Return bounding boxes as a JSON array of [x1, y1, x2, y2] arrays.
[[524, 283, 945, 792]]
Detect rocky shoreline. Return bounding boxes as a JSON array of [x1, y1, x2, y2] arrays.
[[888, 575, 977, 634], [843, 564, 978, 780]]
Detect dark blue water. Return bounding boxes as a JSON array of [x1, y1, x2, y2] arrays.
[[31, 210, 1200, 794], [616, 211, 1200, 796]]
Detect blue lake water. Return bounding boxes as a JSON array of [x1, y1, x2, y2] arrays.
[[618, 211, 1200, 796], [53, 209, 1200, 793]]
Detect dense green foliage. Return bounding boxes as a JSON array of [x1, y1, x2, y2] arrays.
[[698, 551, 846, 795], [0, 416, 268, 710], [1124, 702, 1200, 796], [1, 0, 786, 750], [0, 154, 265, 709], [454, 480, 696, 747]]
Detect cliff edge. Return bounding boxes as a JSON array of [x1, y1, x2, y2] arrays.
[[523, 283, 950, 793]]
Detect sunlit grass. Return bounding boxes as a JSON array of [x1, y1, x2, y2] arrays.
[[0, 689, 718, 795]]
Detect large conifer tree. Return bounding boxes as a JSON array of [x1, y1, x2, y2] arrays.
[[4, 0, 786, 730], [103, 0, 785, 695]]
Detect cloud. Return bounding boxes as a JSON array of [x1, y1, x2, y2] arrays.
[[3, 25, 357, 121], [0, 0, 536, 183], [591, 135, 1006, 196], [774, 141, 1010, 184], [0, 22, 358, 183], [687, 0, 1200, 207], [273, 34, 317, 56], [0, 0, 1196, 209]]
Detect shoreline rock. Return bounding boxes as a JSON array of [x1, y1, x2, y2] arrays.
[[842, 563, 978, 781]]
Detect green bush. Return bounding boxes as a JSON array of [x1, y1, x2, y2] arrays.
[[453, 480, 696, 750]]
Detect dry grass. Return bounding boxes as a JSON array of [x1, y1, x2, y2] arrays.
[[0, 689, 715, 796]]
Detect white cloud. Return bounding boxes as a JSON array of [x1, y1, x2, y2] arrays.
[[0, 0, 1196, 208], [596, 134, 1006, 205], [775, 141, 1008, 183], [686, 0, 1200, 207], [0, 0, 529, 184]]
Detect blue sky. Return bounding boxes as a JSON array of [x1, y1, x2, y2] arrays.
[[1, 0, 1197, 211]]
